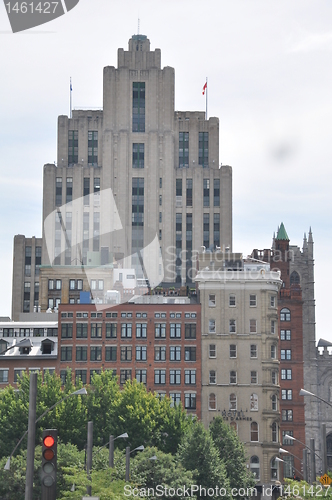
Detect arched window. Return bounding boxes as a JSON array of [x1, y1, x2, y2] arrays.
[[251, 422, 259, 442], [250, 456, 260, 480], [271, 457, 278, 480], [280, 308, 291, 321], [272, 422, 278, 442], [230, 393, 237, 410], [271, 344, 277, 359], [209, 393, 216, 410], [290, 271, 300, 286], [272, 394, 278, 411], [230, 421, 237, 433], [250, 393, 258, 411]]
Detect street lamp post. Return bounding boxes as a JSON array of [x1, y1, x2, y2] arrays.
[[300, 388, 332, 475], [279, 447, 305, 480], [109, 433, 128, 467], [275, 457, 303, 480], [125, 445, 144, 482], [284, 433, 322, 483]]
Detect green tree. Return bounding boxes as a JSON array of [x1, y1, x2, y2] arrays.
[[209, 417, 255, 494], [177, 421, 231, 500]]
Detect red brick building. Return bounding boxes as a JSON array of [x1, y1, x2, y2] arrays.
[[58, 301, 201, 417], [252, 223, 306, 479]]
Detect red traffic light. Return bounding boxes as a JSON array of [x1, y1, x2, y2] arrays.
[[43, 448, 55, 461], [43, 435, 55, 448]]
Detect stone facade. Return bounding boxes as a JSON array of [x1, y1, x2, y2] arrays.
[[196, 252, 282, 487]]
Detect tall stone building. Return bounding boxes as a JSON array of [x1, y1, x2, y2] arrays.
[[41, 34, 232, 287], [252, 224, 315, 477], [196, 251, 282, 488]]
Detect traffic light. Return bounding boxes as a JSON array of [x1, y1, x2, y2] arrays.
[[41, 429, 57, 500]]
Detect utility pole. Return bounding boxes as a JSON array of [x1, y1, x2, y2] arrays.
[[109, 435, 114, 468], [125, 446, 130, 481], [25, 372, 38, 500], [310, 438, 316, 483]]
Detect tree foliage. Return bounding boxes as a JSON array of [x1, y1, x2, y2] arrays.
[[209, 417, 255, 494]]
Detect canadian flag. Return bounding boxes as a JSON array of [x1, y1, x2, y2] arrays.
[[202, 82, 207, 95]]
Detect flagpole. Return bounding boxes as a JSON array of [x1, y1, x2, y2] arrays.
[[205, 77, 208, 120], [70, 77, 72, 119]]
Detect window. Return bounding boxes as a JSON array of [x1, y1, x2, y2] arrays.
[[229, 344, 237, 358], [249, 295, 257, 307], [155, 346, 166, 361], [250, 393, 258, 411], [60, 346, 72, 362], [214, 179, 220, 207], [282, 430, 294, 446], [105, 346, 117, 361], [199, 132, 208, 167], [282, 389, 293, 400], [229, 320, 236, 333], [271, 458, 278, 480], [251, 371, 257, 384], [120, 369, 132, 385], [121, 346, 132, 361], [271, 320, 276, 334], [272, 394, 278, 411], [280, 308, 291, 321], [76, 323, 88, 338], [270, 296, 276, 307], [84, 178, 90, 205], [121, 324, 132, 338], [203, 213, 209, 248], [68, 130, 78, 165], [136, 369, 147, 384], [281, 329, 291, 341], [213, 213, 220, 247], [185, 324, 196, 339], [230, 371, 237, 384], [209, 294, 216, 307], [170, 393, 181, 407], [184, 347, 196, 361], [106, 323, 117, 338], [290, 271, 300, 286], [229, 295, 236, 307], [281, 369, 292, 380], [209, 393, 216, 410], [186, 178, 192, 207], [209, 370, 216, 384], [179, 132, 189, 168], [170, 370, 181, 385], [230, 393, 237, 410], [76, 346, 87, 361], [155, 323, 166, 338], [185, 393, 196, 410], [271, 345, 277, 359], [135, 346, 146, 361], [135, 323, 146, 338], [0, 370, 9, 383], [133, 143, 144, 168], [272, 422, 278, 442], [133, 82, 145, 132], [55, 177, 62, 206], [250, 345, 257, 358], [88, 131, 98, 166], [203, 179, 210, 206], [170, 323, 181, 339], [281, 349, 291, 360], [90, 346, 102, 361], [283, 455, 294, 479], [251, 422, 259, 442], [91, 323, 102, 338], [154, 370, 166, 384], [75, 370, 87, 385], [271, 371, 278, 385], [250, 456, 260, 480], [66, 177, 73, 204], [60, 370, 68, 384], [185, 370, 196, 385], [209, 344, 216, 358], [14, 369, 23, 383], [249, 319, 257, 333], [170, 346, 181, 361], [61, 323, 73, 338]]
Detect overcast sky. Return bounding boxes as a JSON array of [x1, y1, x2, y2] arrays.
[[0, 0, 331, 342]]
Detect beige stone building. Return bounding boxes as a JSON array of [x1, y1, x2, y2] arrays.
[[196, 251, 282, 488], [41, 34, 232, 286]]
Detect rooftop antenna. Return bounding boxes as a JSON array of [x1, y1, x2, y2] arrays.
[[138, 18, 140, 36]]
